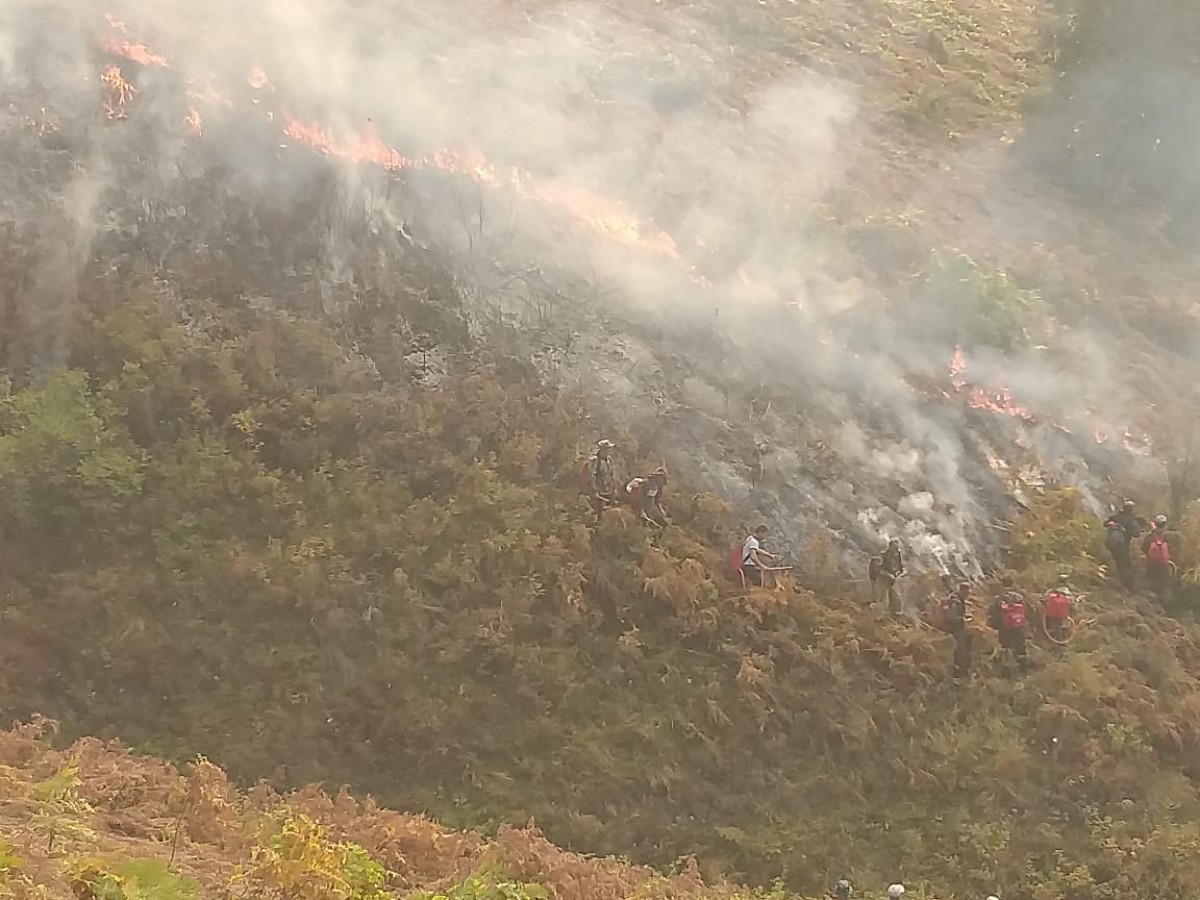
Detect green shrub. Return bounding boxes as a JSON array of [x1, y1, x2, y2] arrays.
[[69, 858, 199, 900], [918, 251, 1048, 350], [412, 874, 548, 900], [237, 813, 390, 900]]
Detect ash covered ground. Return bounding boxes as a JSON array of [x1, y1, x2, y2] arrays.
[[0, 0, 1165, 586]]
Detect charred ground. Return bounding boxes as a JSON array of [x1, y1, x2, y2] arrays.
[[1, 0, 1200, 899]]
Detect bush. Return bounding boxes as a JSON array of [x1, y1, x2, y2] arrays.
[[917, 251, 1047, 350]]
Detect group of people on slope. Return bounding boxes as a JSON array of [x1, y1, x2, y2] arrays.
[[1103, 499, 1179, 601], [583, 439, 670, 527], [583, 438, 792, 580], [938, 572, 1077, 680], [586, 440, 1180, 682], [868, 540, 1080, 681]]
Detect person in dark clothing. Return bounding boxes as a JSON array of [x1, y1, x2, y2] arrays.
[[1142, 515, 1176, 603], [627, 467, 670, 527], [585, 440, 619, 517], [989, 576, 1029, 674], [1104, 500, 1143, 589], [869, 539, 906, 615], [946, 581, 973, 680], [1108, 500, 1142, 542]]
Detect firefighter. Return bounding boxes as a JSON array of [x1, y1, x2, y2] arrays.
[[1104, 500, 1142, 589], [741, 524, 779, 587], [988, 576, 1029, 674], [868, 539, 906, 616], [1043, 573, 1074, 646], [1142, 515, 1176, 603], [944, 581, 973, 680], [584, 439, 619, 517], [627, 467, 670, 527]]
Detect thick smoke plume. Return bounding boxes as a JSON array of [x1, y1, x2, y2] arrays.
[[0, 0, 1166, 583]]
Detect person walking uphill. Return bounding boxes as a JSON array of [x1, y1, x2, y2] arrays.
[[989, 576, 1028, 674], [1104, 499, 1142, 589], [741, 524, 780, 587], [626, 467, 670, 527], [583, 439, 619, 517], [868, 539, 905, 616], [1044, 574, 1075, 646], [942, 581, 973, 680], [1142, 515, 1176, 603]]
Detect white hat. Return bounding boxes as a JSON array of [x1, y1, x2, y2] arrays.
[[887, 887, 905, 899]]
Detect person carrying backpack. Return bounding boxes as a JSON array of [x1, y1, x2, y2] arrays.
[[1142, 515, 1176, 602], [741, 524, 779, 587], [988, 576, 1028, 674], [1043, 573, 1075, 646], [627, 467, 670, 527]]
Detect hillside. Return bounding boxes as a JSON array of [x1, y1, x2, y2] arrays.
[[1, 0, 1200, 899], [1, 291, 1199, 900], [0, 718, 760, 900]]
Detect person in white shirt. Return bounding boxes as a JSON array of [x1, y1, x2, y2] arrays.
[[741, 525, 778, 586]]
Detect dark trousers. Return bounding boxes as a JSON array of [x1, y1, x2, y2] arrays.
[[1148, 562, 1173, 603], [1110, 544, 1133, 588], [744, 565, 763, 587], [952, 627, 972, 678], [1000, 627, 1028, 672]]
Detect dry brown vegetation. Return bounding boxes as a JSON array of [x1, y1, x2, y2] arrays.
[[0, 717, 752, 900], [3, 0, 1200, 898]]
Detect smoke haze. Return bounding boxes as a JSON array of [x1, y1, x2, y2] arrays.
[[0, 0, 1174, 579]]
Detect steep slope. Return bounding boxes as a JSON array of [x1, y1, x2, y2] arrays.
[[0, 292, 1199, 900], [1, 0, 1200, 899]]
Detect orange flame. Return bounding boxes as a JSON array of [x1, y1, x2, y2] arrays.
[[186, 108, 203, 136], [948, 346, 1034, 422], [949, 346, 966, 382], [283, 116, 413, 170], [104, 36, 169, 68], [281, 115, 682, 261], [101, 65, 137, 119]]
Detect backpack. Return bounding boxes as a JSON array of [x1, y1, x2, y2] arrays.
[[1002, 600, 1026, 630], [580, 457, 593, 490], [868, 556, 881, 582], [625, 478, 644, 509], [1148, 535, 1171, 566], [1045, 590, 1071, 622], [936, 594, 954, 632], [729, 543, 746, 580]]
